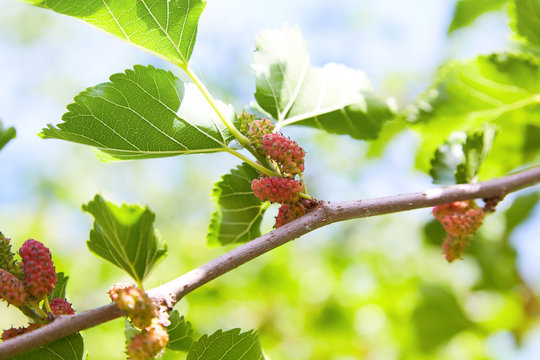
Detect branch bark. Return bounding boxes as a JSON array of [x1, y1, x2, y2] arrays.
[[1, 166, 540, 358]]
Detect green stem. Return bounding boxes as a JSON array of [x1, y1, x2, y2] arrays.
[[183, 65, 251, 148], [43, 297, 52, 314], [299, 192, 312, 200], [225, 148, 279, 177]]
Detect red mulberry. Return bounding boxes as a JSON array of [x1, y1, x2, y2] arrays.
[[19, 239, 57, 299], [275, 203, 307, 228], [262, 133, 305, 175], [50, 298, 75, 316], [251, 177, 305, 203], [1, 323, 42, 341], [126, 324, 169, 360], [0, 269, 28, 307]]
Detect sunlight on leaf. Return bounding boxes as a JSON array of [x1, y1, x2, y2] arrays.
[[509, 0, 540, 47], [8, 333, 84, 360], [187, 329, 265, 360], [166, 310, 196, 352], [448, 0, 507, 33]]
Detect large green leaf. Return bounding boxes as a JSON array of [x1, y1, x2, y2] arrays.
[[408, 53, 540, 179], [207, 163, 268, 246], [166, 310, 196, 352], [0, 120, 16, 151], [187, 329, 265, 360], [509, 0, 540, 47], [253, 25, 395, 140], [25, 0, 205, 67], [82, 194, 167, 286], [448, 0, 508, 33], [9, 333, 84, 360], [41, 65, 233, 161], [430, 125, 496, 184]]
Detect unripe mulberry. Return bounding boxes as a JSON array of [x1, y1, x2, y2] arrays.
[[0, 269, 28, 307], [432, 201, 484, 238], [50, 298, 75, 316], [126, 324, 169, 360], [442, 235, 470, 263], [251, 177, 305, 203], [19, 239, 57, 299], [248, 118, 274, 149], [109, 284, 158, 329], [0, 234, 22, 279], [275, 203, 307, 228], [1, 323, 42, 341], [261, 133, 305, 175]]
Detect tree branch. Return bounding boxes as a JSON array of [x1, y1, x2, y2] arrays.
[[1, 166, 540, 359]]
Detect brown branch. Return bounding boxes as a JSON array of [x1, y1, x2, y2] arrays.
[[1, 166, 540, 358]]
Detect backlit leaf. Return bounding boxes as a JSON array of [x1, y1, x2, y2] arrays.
[[253, 25, 395, 140], [41, 65, 233, 161], [208, 163, 268, 246], [0, 120, 16, 151], [509, 0, 540, 47], [82, 194, 167, 285], [9, 333, 84, 360], [448, 0, 507, 33], [24, 0, 205, 67], [187, 329, 265, 360], [166, 311, 196, 352]]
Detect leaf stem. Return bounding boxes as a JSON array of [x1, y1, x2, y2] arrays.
[[224, 148, 279, 177], [183, 65, 251, 148]]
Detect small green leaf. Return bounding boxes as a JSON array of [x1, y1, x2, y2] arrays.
[[448, 0, 508, 33], [408, 53, 540, 179], [48, 272, 69, 301], [166, 311, 196, 352], [207, 163, 268, 246], [24, 0, 205, 67], [187, 329, 265, 360], [253, 25, 394, 140], [509, 0, 540, 47], [0, 120, 16, 151], [430, 125, 497, 184], [82, 194, 167, 286], [412, 285, 472, 352], [41, 65, 233, 161], [9, 333, 84, 360]]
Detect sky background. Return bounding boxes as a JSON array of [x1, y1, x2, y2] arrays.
[[1, 1, 539, 359]]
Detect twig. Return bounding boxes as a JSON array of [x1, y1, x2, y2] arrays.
[[1, 166, 539, 358]]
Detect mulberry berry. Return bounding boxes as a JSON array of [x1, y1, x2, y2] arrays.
[[1, 323, 42, 341], [0, 234, 22, 279], [19, 239, 57, 299], [0, 269, 28, 307], [261, 133, 305, 175], [251, 177, 305, 203], [126, 324, 169, 360], [275, 203, 307, 228], [50, 298, 75, 316], [442, 235, 470, 263], [248, 118, 274, 149], [109, 284, 158, 329]]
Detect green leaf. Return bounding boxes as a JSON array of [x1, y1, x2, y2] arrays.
[[430, 125, 497, 184], [207, 163, 268, 246], [253, 25, 395, 140], [509, 0, 540, 47], [166, 311, 196, 352], [448, 0, 508, 33], [82, 194, 167, 286], [0, 120, 16, 151], [9, 333, 84, 360], [48, 272, 69, 301], [41, 65, 233, 161], [408, 53, 540, 179], [187, 329, 265, 360], [504, 191, 540, 236], [24, 0, 205, 67], [412, 285, 472, 352]]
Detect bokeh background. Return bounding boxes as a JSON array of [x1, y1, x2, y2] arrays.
[[1, 0, 540, 359]]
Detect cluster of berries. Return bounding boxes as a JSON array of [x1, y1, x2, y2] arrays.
[[240, 112, 311, 228], [109, 283, 169, 360], [432, 201, 485, 262], [0, 233, 75, 341]]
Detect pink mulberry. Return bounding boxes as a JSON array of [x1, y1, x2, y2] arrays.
[[126, 324, 169, 360], [275, 203, 307, 228], [109, 284, 158, 330], [248, 118, 274, 149], [1, 323, 42, 341], [262, 133, 305, 175], [50, 298, 75, 316], [251, 177, 305, 203], [19, 239, 57, 299], [0, 269, 28, 307]]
